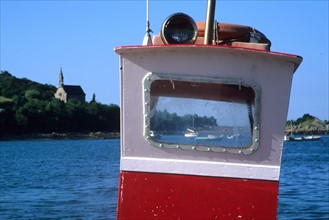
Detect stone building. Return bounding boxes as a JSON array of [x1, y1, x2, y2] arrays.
[[54, 68, 85, 103]]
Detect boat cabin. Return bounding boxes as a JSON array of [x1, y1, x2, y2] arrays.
[[115, 5, 302, 219]]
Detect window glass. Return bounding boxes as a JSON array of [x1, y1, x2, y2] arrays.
[[144, 74, 260, 154]]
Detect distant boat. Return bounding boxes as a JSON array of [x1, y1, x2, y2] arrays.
[[286, 135, 321, 141], [150, 131, 161, 138], [288, 136, 303, 141], [302, 135, 321, 141], [184, 128, 198, 138], [285, 121, 304, 141], [195, 134, 223, 141]]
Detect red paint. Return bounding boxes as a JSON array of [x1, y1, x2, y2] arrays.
[[114, 44, 301, 58], [117, 171, 279, 220]]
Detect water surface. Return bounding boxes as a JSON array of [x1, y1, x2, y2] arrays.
[[1, 137, 328, 219]]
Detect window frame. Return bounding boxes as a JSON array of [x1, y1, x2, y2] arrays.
[[143, 72, 261, 154]]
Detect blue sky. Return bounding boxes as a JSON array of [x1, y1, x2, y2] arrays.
[[1, 0, 328, 120]]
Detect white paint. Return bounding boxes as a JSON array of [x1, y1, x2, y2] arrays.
[[121, 156, 280, 181]]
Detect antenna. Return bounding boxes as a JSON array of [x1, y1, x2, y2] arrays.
[[142, 0, 153, 45]]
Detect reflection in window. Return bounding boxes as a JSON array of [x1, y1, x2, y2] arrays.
[[144, 74, 260, 153], [151, 97, 253, 147]]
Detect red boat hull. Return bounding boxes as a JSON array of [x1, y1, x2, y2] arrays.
[[117, 171, 279, 219]]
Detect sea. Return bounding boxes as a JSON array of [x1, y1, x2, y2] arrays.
[[0, 136, 328, 219]]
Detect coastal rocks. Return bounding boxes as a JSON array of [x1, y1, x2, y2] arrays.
[[48, 132, 120, 139], [0, 132, 120, 141]]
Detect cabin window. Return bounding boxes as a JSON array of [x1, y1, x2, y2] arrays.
[[143, 73, 260, 154]]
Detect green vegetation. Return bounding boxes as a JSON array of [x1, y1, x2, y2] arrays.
[[151, 110, 217, 133], [0, 96, 12, 102], [1, 71, 327, 137], [0, 71, 120, 135], [286, 114, 328, 134]]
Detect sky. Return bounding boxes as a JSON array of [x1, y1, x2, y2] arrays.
[[1, 0, 328, 120]]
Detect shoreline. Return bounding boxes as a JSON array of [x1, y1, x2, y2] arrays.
[[0, 132, 120, 141], [285, 130, 328, 135], [1, 130, 327, 141]]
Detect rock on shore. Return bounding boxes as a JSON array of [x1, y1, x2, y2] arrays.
[[0, 132, 120, 141]]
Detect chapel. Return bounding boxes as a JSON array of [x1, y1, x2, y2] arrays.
[[54, 68, 85, 103]]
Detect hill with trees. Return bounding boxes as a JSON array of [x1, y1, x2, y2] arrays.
[[151, 110, 217, 134], [0, 71, 120, 137], [286, 114, 328, 135], [0, 71, 327, 139]]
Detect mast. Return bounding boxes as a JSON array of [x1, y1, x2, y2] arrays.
[[142, 0, 152, 45], [204, 0, 216, 45]]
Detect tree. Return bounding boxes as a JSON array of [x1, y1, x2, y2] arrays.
[[91, 93, 96, 103], [150, 110, 217, 133], [295, 114, 316, 124], [0, 71, 121, 135]]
